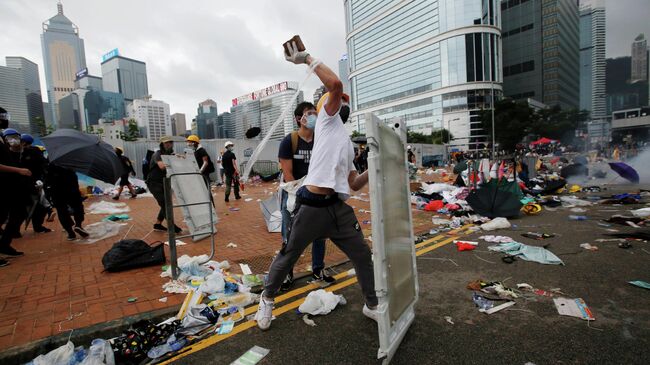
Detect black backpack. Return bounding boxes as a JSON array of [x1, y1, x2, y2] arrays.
[[102, 239, 166, 272]]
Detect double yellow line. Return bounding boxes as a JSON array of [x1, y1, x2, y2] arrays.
[[158, 225, 473, 364]]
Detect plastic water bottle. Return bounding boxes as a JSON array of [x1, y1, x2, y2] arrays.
[[568, 215, 588, 221]]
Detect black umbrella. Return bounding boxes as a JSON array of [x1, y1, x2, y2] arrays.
[[42, 129, 124, 184], [246, 127, 261, 139], [540, 178, 567, 195], [560, 163, 588, 179], [466, 179, 523, 218]]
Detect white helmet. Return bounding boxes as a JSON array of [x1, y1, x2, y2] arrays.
[[224, 141, 234, 148], [407, 145, 412, 150]]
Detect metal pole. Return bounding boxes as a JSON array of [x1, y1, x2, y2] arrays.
[[491, 81, 495, 159], [163, 177, 178, 280]]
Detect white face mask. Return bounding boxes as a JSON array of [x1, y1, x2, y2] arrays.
[[6, 136, 20, 147]]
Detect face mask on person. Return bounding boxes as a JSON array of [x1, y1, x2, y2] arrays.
[[226, 146, 233, 151], [6, 136, 21, 148], [305, 115, 317, 129], [187, 143, 196, 150]]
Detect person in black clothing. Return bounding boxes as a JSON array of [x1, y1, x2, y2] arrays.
[[20, 134, 53, 233], [145, 136, 182, 233], [0, 128, 31, 258], [142, 149, 154, 181], [222, 141, 240, 202], [45, 163, 89, 241], [113, 147, 137, 200], [186, 135, 214, 186]]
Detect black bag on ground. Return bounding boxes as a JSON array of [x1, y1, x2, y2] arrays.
[[102, 239, 165, 272]]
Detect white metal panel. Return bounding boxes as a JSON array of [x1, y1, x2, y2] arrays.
[[366, 113, 418, 364], [162, 155, 217, 241]]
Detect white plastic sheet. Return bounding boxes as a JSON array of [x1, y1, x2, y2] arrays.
[[88, 201, 130, 215], [298, 289, 346, 315]]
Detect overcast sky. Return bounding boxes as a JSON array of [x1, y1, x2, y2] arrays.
[[1, 0, 648, 129]]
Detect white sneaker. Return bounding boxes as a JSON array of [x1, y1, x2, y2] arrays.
[[362, 304, 379, 322], [255, 297, 274, 330]]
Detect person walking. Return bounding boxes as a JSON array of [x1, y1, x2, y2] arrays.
[[145, 136, 182, 233], [0, 128, 31, 257], [222, 141, 241, 202], [45, 163, 89, 241], [216, 149, 224, 186], [277, 101, 333, 290], [255, 38, 378, 330], [186, 135, 215, 186], [20, 134, 53, 233], [113, 147, 137, 200]]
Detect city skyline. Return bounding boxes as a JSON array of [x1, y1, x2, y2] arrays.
[[0, 0, 648, 131]]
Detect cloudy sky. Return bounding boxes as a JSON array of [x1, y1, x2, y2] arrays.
[[1, 0, 648, 129]]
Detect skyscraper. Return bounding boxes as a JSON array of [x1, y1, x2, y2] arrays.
[[217, 112, 234, 139], [101, 51, 149, 102], [230, 82, 303, 141], [41, 1, 87, 128], [127, 97, 172, 141], [195, 99, 218, 139], [171, 113, 187, 136], [4, 57, 45, 134], [501, 0, 580, 109], [631, 34, 648, 83], [345, 0, 502, 149], [0, 64, 30, 133], [58, 89, 125, 130], [313, 85, 326, 104], [579, 0, 606, 119]]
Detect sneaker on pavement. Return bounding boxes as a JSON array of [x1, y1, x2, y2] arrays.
[[74, 226, 89, 238], [255, 297, 275, 330], [0, 258, 9, 267], [67, 232, 77, 241], [362, 304, 379, 322], [153, 223, 168, 232], [0, 246, 24, 257], [34, 227, 52, 233], [312, 269, 336, 284]]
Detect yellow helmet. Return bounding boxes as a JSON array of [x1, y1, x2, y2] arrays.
[[316, 92, 351, 114], [186, 135, 200, 143], [522, 203, 542, 215], [568, 185, 581, 193]]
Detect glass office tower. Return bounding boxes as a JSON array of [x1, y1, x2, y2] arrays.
[[345, 0, 502, 150]]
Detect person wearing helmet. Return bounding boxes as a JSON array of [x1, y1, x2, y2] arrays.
[[222, 141, 240, 202], [112, 147, 137, 200], [0, 128, 31, 258], [145, 136, 182, 233], [407, 145, 415, 164], [186, 135, 215, 185], [20, 134, 53, 233], [255, 38, 377, 331]]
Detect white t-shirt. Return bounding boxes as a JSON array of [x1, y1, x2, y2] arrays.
[[303, 99, 356, 200]]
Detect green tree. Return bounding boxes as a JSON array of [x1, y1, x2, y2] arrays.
[[406, 131, 433, 144], [431, 128, 453, 144], [122, 119, 140, 141], [479, 99, 535, 151], [530, 106, 589, 143], [350, 130, 365, 138]]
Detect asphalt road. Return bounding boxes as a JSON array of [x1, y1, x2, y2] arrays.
[[173, 185, 650, 365]]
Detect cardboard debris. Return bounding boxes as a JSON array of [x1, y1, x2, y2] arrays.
[[553, 298, 595, 321]]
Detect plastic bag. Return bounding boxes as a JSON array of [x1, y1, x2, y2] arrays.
[[480, 217, 511, 231], [32, 341, 75, 365], [198, 272, 225, 294], [88, 201, 130, 214], [631, 207, 650, 218], [80, 339, 115, 365], [298, 289, 346, 315]]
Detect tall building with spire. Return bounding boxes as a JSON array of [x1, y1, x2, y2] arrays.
[[40, 1, 87, 128]]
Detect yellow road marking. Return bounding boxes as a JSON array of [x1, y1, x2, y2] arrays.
[[160, 226, 469, 364]]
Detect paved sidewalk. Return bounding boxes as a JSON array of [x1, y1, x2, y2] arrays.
[[0, 181, 435, 351]]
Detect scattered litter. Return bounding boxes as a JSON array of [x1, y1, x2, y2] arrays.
[[239, 263, 253, 275], [618, 241, 632, 249], [597, 222, 612, 227], [227, 242, 238, 248], [628, 280, 650, 290], [88, 201, 131, 214], [553, 297, 595, 321], [298, 289, 346, 315], [485, 301, 516, 314], [127, 297, 138, 303], [159, 297, 168, 303], [630, 207, 650, 218], [102, 214, 131, 222], [480, 218, 511, 231], [569, 207, 587, 213], [302, 315, 317, 327], [595, 238, 625, 242], [164, 240, 188, 246], [78, 221, 126, 244], [479, 235, 514, 243], [455, 240, 478, 251], [488, 242, 564, 265], [231, 346, 270, 365], [216, 320, 235, 335], [229, 207, 240, 211], [560, 196, 592, 207], [580, 243, 598, 251], [245, 198, 253, 202], [568, 215, 588, 221], [444, 316, 454, 325], [521, 232, 555, 240]]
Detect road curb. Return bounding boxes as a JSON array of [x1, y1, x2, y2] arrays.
[[0, 306, 180, 365]]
